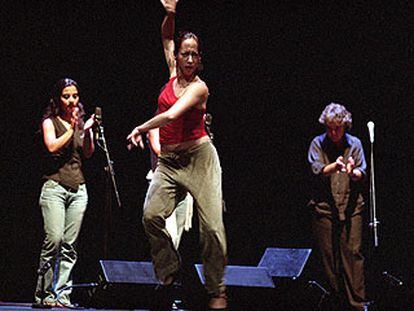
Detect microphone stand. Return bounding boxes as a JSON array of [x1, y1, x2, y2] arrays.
[[307, 280, 330, 308], [368, 138, 379, 247], [366, 123, 403, 309], [97, 124, 121, 208], [96, 122, 121, 258]]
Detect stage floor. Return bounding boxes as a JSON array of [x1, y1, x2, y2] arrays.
[[0, 302, 188, 311]]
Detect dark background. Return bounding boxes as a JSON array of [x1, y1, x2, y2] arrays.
[[1, 0, 412, 304]]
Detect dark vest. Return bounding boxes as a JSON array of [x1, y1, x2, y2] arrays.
[[42, 117, 85, 190]]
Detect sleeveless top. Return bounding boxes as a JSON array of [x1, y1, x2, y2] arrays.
[[42, 117, 85, 190], [158, 77, 207, 145]]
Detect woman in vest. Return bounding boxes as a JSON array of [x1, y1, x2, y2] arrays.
[[34, 78, 96, 307]]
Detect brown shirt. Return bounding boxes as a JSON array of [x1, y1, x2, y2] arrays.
[[43, 117, 85, 190]]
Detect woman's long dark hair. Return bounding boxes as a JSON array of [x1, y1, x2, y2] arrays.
[[42, 78, 84, 121]]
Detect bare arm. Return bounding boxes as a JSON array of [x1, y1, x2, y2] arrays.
[[127, 82, 208, 147], [42, 118, 75, 153], [160, 0, 179, 77], [138, 82, 207, 131]]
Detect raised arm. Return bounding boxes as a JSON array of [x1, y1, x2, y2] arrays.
[[42, 106, 81, 153], [160, 0, 179, 77]]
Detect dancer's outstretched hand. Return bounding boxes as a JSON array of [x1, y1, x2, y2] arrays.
[[127, 127, 145, 150]]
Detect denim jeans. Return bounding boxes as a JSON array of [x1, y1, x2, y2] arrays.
[[34, 179, 88, 305], [143, 141, 227, 296]]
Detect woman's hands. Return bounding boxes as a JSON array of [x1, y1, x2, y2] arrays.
[[322, 156, 362, 180], [127, 127, 145, 150], [335, 156, 347, 173], [83, 114, 97, 132], [161, 0, 179, 14], [70, 106, 80, 129]]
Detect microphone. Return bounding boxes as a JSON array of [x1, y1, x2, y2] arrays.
[[367, 121, 375, 143], [95, 107, 103, 141], [95, 106, 102, 125]]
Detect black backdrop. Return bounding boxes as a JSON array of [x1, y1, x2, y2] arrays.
[[1, 0, 413, 303]]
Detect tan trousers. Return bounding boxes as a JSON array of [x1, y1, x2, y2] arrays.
[[312, 213, 366, 310], [147, 170, 194, 250], [143, 141, 227, 296]]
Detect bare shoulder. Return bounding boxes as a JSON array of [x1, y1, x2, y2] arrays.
[[42, 118, 54, 130], [191, 78, 209, 96]]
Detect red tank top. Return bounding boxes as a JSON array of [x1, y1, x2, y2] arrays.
[[158, 77, 207, 145]]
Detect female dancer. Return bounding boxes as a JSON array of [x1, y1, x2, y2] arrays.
[[34, 78, 96, 307], [127, 1, 227, 308]]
